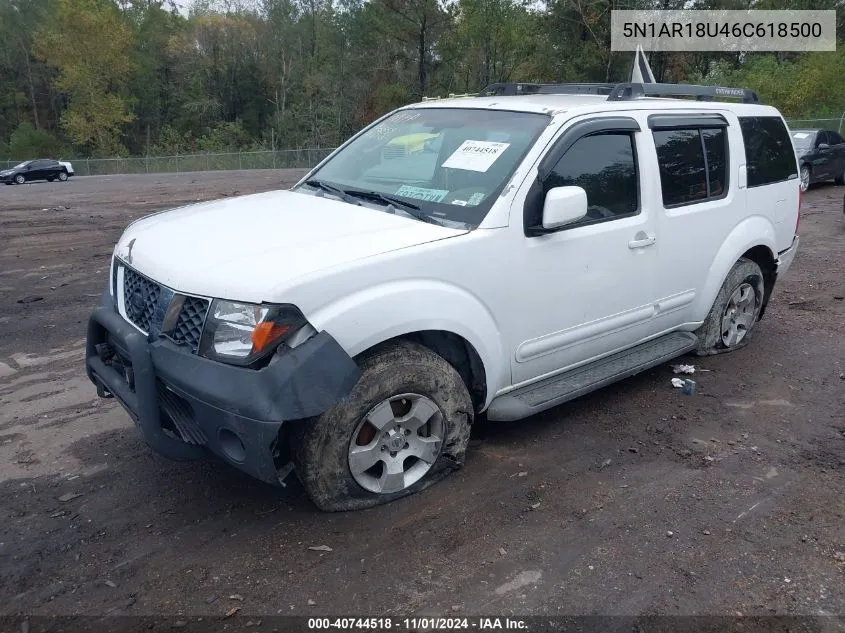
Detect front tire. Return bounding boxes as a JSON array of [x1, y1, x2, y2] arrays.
[[694, 258, 765, 356], [58, 170, 68, 182], [292, 340, 474, 512], [799, 165, 811, 192], [835, 166, 845, 186], [14, 174, 25, 185]]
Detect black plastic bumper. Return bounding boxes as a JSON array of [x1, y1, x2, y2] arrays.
[[85, 296, 361, 485]]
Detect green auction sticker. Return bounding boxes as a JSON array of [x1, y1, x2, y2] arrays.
[[395, 185, 449, 202]]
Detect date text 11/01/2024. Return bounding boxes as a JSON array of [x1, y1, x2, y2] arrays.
[[307, 618, 528, 630]]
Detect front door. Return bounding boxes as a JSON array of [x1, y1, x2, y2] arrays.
[[508, 116, 661, 385], [812, 131, 832, 179]]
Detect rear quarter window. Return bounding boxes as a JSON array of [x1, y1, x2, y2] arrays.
[[738, 116, 798, 187]]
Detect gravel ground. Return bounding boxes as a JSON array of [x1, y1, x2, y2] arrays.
[[0, 172, 843, 626]]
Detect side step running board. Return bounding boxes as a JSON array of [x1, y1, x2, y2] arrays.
[[487, 332, 698, 421]]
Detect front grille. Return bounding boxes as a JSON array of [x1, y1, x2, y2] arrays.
[[170, 296, 209, 354], [123, 267, 161, 333], [118, 262, 209, 355]]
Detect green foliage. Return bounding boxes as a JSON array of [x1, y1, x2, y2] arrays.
[[1, 0, 843, 157], [712, 51, 845, 119], [33, 0, 135, 155], [4, 122, 68, 160]]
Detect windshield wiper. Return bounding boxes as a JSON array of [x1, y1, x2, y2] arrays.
[[342, 190, 444, 225], [303, 179, 359, 205]]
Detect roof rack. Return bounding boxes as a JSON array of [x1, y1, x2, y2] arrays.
[[479, 82, 617, 97], [477, 81, 759, 104], [607, 82, 759, 104]]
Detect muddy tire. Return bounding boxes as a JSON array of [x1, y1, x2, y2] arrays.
[[693, 258, 765, 356], [292, 340, 474, 512]]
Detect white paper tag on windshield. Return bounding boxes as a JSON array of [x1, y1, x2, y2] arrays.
[[793, 133, 809, 139], [395, 185, 448, 202], [442, 140, 510, 172]]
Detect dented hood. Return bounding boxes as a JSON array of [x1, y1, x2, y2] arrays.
[[114, 189, 467, 302]]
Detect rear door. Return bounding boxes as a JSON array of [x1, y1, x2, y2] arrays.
[[647, 111, 737, 328]]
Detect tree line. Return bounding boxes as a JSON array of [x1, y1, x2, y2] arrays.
[[1, 0, 844, 159]]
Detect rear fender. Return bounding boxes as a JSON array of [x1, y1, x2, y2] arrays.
[[692, 216, 777, 321]]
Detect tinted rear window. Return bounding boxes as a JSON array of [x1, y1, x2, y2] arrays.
[[738, 116, 797, 187]]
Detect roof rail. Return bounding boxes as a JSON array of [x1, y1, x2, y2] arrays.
[[421, 93, 477, 102], [607, 82, 759, 103], [479, 82, 617, 97], [476, 81, 760, 104]]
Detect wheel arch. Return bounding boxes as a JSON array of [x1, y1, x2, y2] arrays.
[[305, 280, 506, 411], [357, 330, 488, 413], [693, 217, 778, 322], [741, 244, 777, 318]]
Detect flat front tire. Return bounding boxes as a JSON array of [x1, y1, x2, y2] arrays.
[[292, 340, 474, 512], [694, 258, 765, 356]]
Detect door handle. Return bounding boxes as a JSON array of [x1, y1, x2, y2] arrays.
[[628, 233, 656, 249]]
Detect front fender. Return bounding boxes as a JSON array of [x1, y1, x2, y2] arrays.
[[692, 215, 777, 321], [306, 280, 505, 409]]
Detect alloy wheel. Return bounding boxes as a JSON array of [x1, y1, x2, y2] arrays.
[[348, 393, 444, 494]]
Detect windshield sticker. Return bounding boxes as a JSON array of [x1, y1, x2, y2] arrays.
[[467, 192, 485, 206], [395, 185, 449, 202], [792, 133, 810, 139], [390, 111, 422, 124], [451, 200, 468, 206], [442, 140, 511, 172]]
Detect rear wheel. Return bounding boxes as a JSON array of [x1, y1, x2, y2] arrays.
[[799, 165, 811, 192], [835, 166, 845, 186], [292, 340, 473, 512], [694, 258, 765, 356], [58, 170, 69, 182]]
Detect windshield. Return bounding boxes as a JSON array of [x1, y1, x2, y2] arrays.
[[298, 108, 551, 228], [791, 130, 815, 150], [13, 161, 30, 169]]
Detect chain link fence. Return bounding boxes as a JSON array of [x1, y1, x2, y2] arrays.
[[1, 148, 337, 177], [2, 115, 844, 176], [785, 116, 845, 135]]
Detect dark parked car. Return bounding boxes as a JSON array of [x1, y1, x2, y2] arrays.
[[790, 129, 845, 192], [0, 159, 74, 185]]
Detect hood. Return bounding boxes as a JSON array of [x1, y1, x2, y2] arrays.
[[115, 189, 468, 302]]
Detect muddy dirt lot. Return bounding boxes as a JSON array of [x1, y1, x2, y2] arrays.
[[1, 173, 844, 624]]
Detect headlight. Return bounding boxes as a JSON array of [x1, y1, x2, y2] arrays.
[[199, 300, 307, 366]]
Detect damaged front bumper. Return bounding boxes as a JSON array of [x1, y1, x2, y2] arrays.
[[85, 291, 361, 485]]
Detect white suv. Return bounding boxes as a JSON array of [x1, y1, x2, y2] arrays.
[[86, 82, 800, 511]]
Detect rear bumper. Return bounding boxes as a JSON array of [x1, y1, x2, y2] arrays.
[[85, 294, 361, 484], [776, 235, 799, 277]]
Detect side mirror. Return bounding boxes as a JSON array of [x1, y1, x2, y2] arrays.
[[818, 143, 830, 150], [542, 186, 588, 229]]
